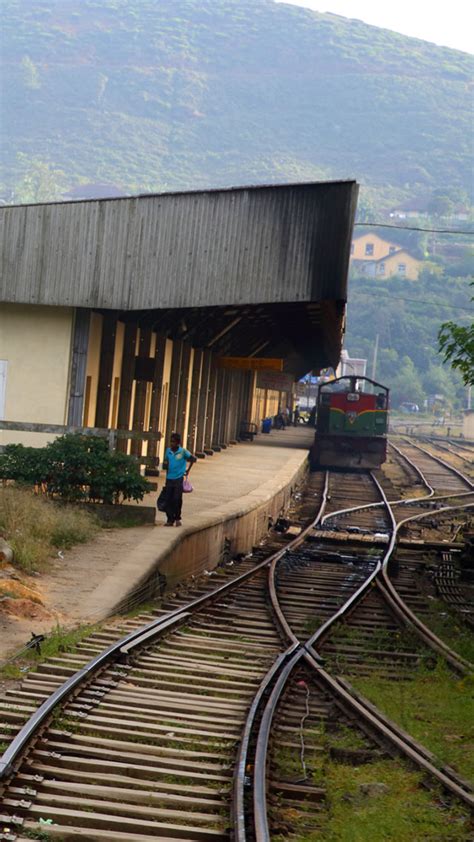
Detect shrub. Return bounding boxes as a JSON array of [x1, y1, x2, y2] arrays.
[[0, 434, 152, 504]]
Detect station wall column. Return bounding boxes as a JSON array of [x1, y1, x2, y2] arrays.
[[116, 322, 138, 451], [130, 327, 152, 456], [95, 312, 118, 428], [67, 308, 91, 426]]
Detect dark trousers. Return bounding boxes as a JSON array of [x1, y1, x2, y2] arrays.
[[164, 477, 183, 523]]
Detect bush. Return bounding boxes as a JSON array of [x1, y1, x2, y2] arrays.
[[0, 434, 152, 504], [0, 486, 99, 571]]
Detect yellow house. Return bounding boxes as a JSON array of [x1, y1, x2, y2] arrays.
[[375, 249, 422, 280], [351, 232, 401, 261], [351, 233, 422, 280]]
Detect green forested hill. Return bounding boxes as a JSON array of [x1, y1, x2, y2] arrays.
[[346, 270, 472, 407], [1, 0, 472, 206]]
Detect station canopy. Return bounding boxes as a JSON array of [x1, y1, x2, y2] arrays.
[[0, 180, 358, 376]]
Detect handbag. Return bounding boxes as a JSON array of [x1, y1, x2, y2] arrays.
[[183, 475, 193, 493], [157, 487, 168, 511]]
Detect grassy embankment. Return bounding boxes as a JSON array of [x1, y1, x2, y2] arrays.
[[0, 486, 99, 572]]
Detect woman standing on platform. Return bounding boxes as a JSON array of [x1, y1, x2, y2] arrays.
[[161, 432, 197, 527]]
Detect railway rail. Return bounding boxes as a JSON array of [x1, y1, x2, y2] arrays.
[[1, 443, 473, 840]]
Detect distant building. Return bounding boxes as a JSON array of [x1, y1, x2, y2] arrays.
[[463, 410, 474, 441], [389, 200, 429, 220], [62, 183, 127, 201], [350, 233, 422, 280], [337, 350, 367, 378]]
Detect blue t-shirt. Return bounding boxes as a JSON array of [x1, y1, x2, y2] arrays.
[[165, 446, 192, 480]]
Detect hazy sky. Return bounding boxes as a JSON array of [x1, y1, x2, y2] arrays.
[[276, 0, 474, 53]]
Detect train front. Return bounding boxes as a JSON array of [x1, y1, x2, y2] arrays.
[[311, 376, 389, 470]]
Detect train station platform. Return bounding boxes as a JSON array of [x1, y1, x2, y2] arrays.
[[38, 425, 314, 627]]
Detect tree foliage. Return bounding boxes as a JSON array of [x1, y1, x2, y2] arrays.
[[438, 287, 474, 387], [345, 271, 472, 407]]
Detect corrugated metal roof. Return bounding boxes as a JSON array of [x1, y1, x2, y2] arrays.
[[0, 180, 358, 311]]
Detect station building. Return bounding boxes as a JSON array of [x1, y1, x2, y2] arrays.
[[0, 180, 358, 462]]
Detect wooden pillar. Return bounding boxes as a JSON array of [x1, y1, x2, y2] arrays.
[[67, 308, 91, 426], [147, 332, 167, 462], [212, 368, 226, 448], [232, 370, 246, 441], [117, 322, 138, 452], [195, 350, 212, 456], [225, 371, 238, 443], [95, 312, 118, 428], [131, 327, 152, 456], [176, 342, 192, 439], [186, 348, 203, 453], [203, 360, 218, 453], [165, 339, 183, 440]]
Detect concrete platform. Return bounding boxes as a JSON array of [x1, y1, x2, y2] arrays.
[[83, 425, 314, 618]]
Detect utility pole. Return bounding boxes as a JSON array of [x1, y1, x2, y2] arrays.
[[371, 333, 379, 381]]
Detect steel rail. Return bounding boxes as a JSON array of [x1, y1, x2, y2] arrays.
[[232, 473, 329, 841], [305, 472, 396, 651], [268, 472, 330, 646], [398, 438, 474, 490], [232, 644, 299, 842], [0, 475, 332, 775], [251, 645, 474, 842], [241, 461, 473, 840], [302, 651, 474, 807], [250, 503, 473, 841], [378, 501, 474, 674], [252, 648, 304, 842], [0, 474, 325, 784]]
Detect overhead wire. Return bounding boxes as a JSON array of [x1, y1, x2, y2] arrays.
[[354, 222, 474, 235], [348, 290, 474, 313]]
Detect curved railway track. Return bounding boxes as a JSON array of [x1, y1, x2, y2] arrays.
[[1, 445, 473, 841]]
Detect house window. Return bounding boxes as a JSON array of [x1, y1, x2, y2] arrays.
[[379, 263, 385, 275], [398, 263, 406, 274], [389, 246, 396, 255], [365, 243, 374, 256]]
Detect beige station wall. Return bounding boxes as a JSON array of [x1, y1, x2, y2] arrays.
[[0, 303, 74, 446]]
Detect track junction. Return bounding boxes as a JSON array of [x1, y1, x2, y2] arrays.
[[1, 436, 473, 841]]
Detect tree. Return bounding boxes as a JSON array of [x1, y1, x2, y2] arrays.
[[14, 155, 68, 203], [428, 193, 454, 218], [389, 356, 425, 408], [438, 319, 474, 387], [21, 55, 41, 90]]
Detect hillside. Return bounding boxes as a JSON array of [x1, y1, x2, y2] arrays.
[[345, 269, 472, 408], [0, 0, 472, 207]]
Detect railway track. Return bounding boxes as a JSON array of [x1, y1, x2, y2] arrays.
[[1, 447, 473, 840]]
